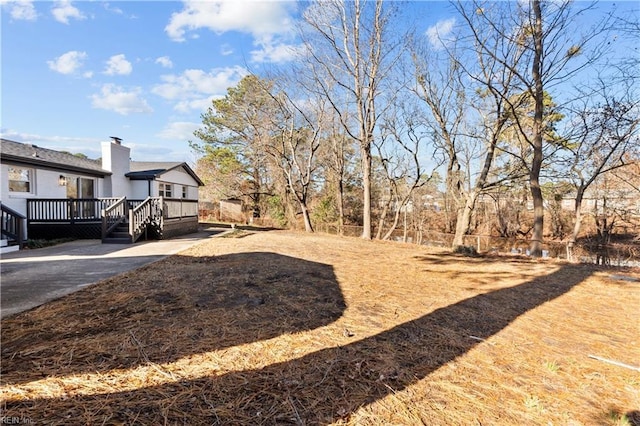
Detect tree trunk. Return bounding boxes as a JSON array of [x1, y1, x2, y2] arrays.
[[529, 0, 544, 258], [300, 203, 314, 233], [382, 200, 403, 241], [361, 143, 372, 239], [251, 168, 262, 217], [444, 162, 462, 235], [570, 186, 585, 244], [376, 196, 391, 240], [452, 191, 477, 248], [403, 207, 408, 243], [530, 179, 544, 257], [336, 178, 345, 235], [278, 187, 292, 228]]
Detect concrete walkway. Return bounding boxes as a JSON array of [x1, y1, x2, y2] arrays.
[[0, 227, 226, 319]]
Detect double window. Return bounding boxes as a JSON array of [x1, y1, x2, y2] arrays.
[[8, 167, 34, 193], [159, 183, 173, 198]]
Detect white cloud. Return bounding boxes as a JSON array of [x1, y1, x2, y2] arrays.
[[220, 43, 234, 56], [103, 2, 137, 19], [152, 66, 247, 112], [165, 1, 301, 64], [1, 0, 37, 21], [174, 97, 217, 114], [165, 1, 295, 42], [152, 67, 245, 99], [155, 56, 173, 68], [426, 18, 456, 49], [90, 84, 153, 115], [47, 50, 88, 75], [251, 39, 303, 64], [104, 54, 132, 76], [51, 0, 85, 25], [103, 2, 123, 15], [157, 121, 201, 140]]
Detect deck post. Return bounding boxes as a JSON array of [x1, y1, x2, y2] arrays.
[[69, 200, 76, 225]]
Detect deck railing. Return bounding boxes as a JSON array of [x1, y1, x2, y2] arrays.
[[163, 198, 199, 219], [28, 198, 122, 224], [101, 197, 128, 240], [1, 203, 26, 248], [130, 197, 163, 242]]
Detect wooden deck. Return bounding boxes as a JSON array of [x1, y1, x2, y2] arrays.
[[25, 198, 199, 241]]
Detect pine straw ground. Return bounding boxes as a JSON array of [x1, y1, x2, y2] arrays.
[[1, 230, 639, 425]]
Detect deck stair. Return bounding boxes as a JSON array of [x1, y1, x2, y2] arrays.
[[101, 197, 162, 244], [1, 202, 25, 252], [102, 221, 133, 244]]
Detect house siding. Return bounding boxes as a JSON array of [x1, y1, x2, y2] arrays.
[[160, 168, 194, 185], [1, 162, 105, 217], [130, 180, 151, 199], [155, 168, 200, 199]]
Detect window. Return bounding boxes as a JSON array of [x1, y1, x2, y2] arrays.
[[182, 185, 187, 198], [159, 183, 172, 198], [8, 167, 33, 193]]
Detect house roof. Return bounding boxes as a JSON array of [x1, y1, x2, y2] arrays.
[[1, 139, 204, 186], [127, 161, 204, 186], [0, 138, 111, 177]]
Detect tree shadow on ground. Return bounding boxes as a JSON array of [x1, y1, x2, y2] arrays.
[[2, 262, 595, 424], [1, 252, 345, 386]]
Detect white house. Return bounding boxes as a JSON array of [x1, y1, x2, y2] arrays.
[[1, 137, 204, 247]]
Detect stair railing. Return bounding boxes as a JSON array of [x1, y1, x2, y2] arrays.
[[129, 197, 162, 243], [101, 197, 127, 241], [1, 202, 26, 248]]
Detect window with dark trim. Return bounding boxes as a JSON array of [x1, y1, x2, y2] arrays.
[[8, 167, 33, 193]]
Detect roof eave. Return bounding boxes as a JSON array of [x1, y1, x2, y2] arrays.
[[1, 153, 112, 177]]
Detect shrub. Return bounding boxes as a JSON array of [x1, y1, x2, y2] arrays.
[[453, 245, 478, 256]]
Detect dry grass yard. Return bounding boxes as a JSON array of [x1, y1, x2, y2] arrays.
[[1, 230, 639, 425]]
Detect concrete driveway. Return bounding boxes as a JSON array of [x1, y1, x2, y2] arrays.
[[0, 227, 226, 319]]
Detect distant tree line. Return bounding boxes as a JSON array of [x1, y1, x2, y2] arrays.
[[191, 0, 639, 256]]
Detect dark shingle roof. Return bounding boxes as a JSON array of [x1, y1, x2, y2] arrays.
[[128, 161, 204, 186], [0, 138, 110, 176], [0, 139, 204, 185], [130, 161, 183, 173]]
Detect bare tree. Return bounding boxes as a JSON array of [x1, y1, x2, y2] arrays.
[[243, 71, 331, 233], [412, 10, 525, 250], [270, 93, 326, 233], [456, 0, 614, 256], [560, 78, 640, 247], [374, 97, 435, 241], [320, 112, 355, 235], [411, 41, 466, 237], [300, 0, 402, 239]]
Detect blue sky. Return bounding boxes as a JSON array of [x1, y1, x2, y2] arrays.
[[1, 1, 312, 162], [1, 1, 636, 164]]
